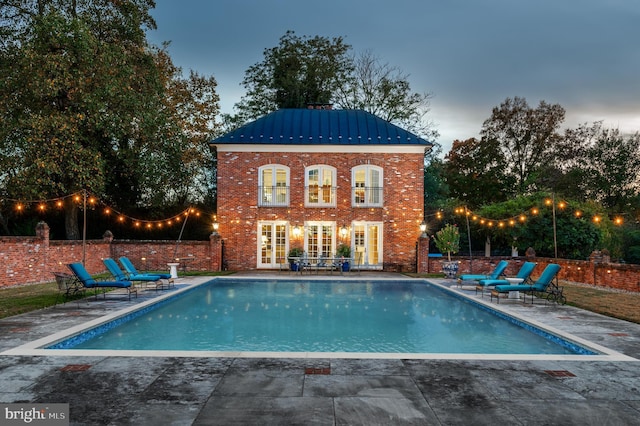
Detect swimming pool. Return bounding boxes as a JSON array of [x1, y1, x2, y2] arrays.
[[47, 278, 596, 355]]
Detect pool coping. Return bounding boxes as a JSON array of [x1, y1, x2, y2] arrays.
[[1, 275, 636, 362]]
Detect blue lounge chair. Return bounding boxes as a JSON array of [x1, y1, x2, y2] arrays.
[[103, 258, 170, 291], [119, 256, 173, 281], [476, 261, 537, 296], [67, 262, 136, 300], [458, 260, 508, 285], [491, 263, 562, 303]]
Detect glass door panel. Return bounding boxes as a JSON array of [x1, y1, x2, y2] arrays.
[[258, 222, 287, 268]]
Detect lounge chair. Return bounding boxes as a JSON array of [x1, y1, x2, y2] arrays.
[[491, 263, 562, 303], [67, 262, 137, 300], [104, 258, 170, 291], [476, 261, 537, 296], [458, 260, 508, 285], [119, 256, 173, 281], [53, 272, 85, 306]]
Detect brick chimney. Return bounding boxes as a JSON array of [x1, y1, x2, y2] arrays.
[[307, 103, 333, 110]]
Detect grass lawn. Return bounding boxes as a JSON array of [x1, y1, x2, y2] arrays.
[[0, 271, 233, 320], [1, 273, 639, 325], [561, 281, 640, 324]]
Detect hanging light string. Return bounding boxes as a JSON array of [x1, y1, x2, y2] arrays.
[[2, 191, 211, 230], [450, 198, 623, 229]]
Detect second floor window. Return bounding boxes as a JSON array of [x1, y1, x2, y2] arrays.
[[353, 165, 383, 207], [306, 165, 336, 207], [259, 165, 289, 206]]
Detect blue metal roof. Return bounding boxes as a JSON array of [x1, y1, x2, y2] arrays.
[[211, 109, 432, 146]]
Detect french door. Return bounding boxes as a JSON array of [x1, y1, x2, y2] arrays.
[[353, 222, 383, 268], [257, 221, 288, 268], [304, 222, 335, 258]]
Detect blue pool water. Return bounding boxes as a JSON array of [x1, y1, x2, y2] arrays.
[[51, 279, 595, 355]]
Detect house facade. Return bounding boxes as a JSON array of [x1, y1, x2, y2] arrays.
[[210, 106, 433, 271]]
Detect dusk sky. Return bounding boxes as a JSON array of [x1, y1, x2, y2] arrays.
[[147, 0, 639, 153]]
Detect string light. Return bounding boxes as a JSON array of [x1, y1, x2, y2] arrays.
[[446, 199, 621, 230], [2, 191, 208, 231]]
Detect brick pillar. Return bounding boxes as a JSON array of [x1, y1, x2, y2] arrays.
[[209, 233, 222, 272], [35, 221, 50, 247], [417, 235, 430, 273]]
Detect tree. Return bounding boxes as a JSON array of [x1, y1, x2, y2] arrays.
[[433, 223, 460, 261], [542, 122, 640, 211], [582, 126, 640, 211], [334, 50, 438, 140], [231, 30, 352, 122], [1, 11, 113, 238], [224, 32, 438, 143], [443, 137, 513, 207], [423, 156, 449, 212], [474, 194, 604, 260], [0, 1, 219, 238], [480, 97, 565, 195]]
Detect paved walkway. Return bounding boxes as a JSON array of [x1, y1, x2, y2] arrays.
[[1, 273, 639, 425]]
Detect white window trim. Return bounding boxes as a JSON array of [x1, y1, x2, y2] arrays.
[[256, 220, 289, 269], [304, 221, 337, 258], [258, 164, 290, 207], [353, 221, 384, 269], [304, 165, 337, 207], [352, 165, 384, 207]]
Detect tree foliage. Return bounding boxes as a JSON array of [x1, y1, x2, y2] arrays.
[[443, 137, 512, 207], [334, 50, 438, 140], [223, 32, 438, 142], [472, 194, 605, 260], [423, 156, 449, 212], [480, 97, 565, 194], [580, 125, 640, 210], [0, 0, 219, 238], [231, 30, 352, 121]]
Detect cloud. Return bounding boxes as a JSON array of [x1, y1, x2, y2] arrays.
[[148, 0, 640, 153]]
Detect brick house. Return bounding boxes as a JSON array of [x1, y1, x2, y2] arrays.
[[210, 106, 433, 271]]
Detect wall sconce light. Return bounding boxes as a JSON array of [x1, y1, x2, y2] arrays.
[[339, 225, 348, 238], [211, 221, 219, 235], [420, 220, 428, 238], [292, 225, 301, 237]]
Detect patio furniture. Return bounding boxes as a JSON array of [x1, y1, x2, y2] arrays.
[[491, 263, 562, 304], [458, 260, 508, 286], [119, 256, 173, 281], [476, 261, 537, 297], [68, 262, 137, 300], [53, 272, 85, 306], [104, 258, 172, 291]]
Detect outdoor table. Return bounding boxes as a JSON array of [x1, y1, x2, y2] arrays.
[[505, 277, 525, 299], [167, 263, 180, 279], [290, 257, 353, 275]]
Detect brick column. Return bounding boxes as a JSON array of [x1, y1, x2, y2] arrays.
[[416, 235, 430, 273], [209, 233, 222, 272], [35, 221, 50, 247]]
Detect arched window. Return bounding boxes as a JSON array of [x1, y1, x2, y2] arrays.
[[352, 165, 383, 207], [259, 165, 289, 206], [305, 165, 336, 207]]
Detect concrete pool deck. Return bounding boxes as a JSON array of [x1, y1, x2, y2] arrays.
[[1, 272, 639, 425]]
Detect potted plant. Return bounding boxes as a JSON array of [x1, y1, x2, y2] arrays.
[[288, 247, 303, 271], [433, 223, 460, 278], [336, 243, 352, 272]]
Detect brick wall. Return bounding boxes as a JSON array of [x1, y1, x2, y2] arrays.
[[0, 223, 222, 288], [424, 255, 640, 293], [217, 151, 424, 271], [0, 222, 110, 287]]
